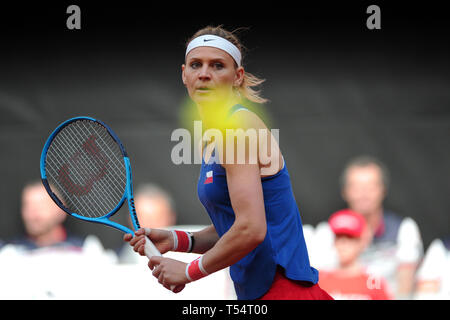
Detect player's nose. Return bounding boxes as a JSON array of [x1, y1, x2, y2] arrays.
[[198, 65, 212, 81]]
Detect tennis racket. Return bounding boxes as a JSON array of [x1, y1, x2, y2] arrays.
[[40, 116, 162, 260]]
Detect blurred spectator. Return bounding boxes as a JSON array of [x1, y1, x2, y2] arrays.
[[319, 209, 393, 300], [133, 183, 176, 228], [118, 183, 176, 263], [414, 239, 450, 299], [0, 181, 127, 299], [9, 180, 84, 251], [308, 222, 338, 271], [339, 155, 423, 298]]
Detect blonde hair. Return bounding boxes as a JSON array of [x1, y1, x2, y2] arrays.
[[186, 25, 268, 104]]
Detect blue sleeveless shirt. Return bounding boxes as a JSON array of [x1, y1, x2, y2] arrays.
[[197, 105, 318, 300]]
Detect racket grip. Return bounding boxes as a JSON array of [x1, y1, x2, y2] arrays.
[[143, 236, 176, 292], [143, 236, 162, 258]]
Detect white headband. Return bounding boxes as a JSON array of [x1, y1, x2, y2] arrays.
[[185, 34, 242, 66]]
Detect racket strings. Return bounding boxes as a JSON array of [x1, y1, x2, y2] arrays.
[[50, 126, 113, 215], [66, 122, 125, 200], [45, 119, 127, 218], [69, 120, 126, 213], [46, 123, 118, 217], [53, 120, 125, 216], [47, 133, 117, 218]]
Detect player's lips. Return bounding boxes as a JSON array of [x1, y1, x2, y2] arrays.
[[196, 87, 213, 93]]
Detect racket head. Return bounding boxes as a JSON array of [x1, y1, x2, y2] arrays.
[[40, 116, 138, 233]]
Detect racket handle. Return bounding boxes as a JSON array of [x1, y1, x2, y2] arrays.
[[143, 236, 176, 292], [143, 235, 162, 258]]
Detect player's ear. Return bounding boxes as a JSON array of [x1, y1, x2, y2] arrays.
[[181, 64, 187, 86], [233, 66, 244, 87]]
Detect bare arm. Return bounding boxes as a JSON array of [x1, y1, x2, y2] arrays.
[[199, 164, 267, 274], [191, 224, 220, 254]]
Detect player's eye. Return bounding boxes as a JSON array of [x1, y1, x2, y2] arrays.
[[190, 61, 201, 69], [213, 62, 224, 70]]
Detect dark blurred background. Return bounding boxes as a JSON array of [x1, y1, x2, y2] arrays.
[[1, 2, 449, 250]]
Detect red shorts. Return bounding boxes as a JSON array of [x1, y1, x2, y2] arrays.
[[257, 268, 334, 300]]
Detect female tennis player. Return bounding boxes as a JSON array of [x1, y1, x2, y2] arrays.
[[124, 26, 333, 300]]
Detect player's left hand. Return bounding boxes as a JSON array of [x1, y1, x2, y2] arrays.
[[149, 256, 189, 293]]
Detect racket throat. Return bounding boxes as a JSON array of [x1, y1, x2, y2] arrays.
[[124, 156, 140, 231]]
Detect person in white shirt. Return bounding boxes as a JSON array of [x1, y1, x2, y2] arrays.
[[338, 155, 423, 299]]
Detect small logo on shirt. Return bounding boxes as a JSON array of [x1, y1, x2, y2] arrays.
[[204, 170, 213, 184]]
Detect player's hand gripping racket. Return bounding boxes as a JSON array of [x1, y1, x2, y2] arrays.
[[40, 116, 162, 261]]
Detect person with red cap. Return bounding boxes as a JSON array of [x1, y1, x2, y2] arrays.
[[319, 209, 393, 300]]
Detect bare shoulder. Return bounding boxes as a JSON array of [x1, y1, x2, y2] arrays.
[[226, 108, 268, 131], [224, 107, 283, 176]]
